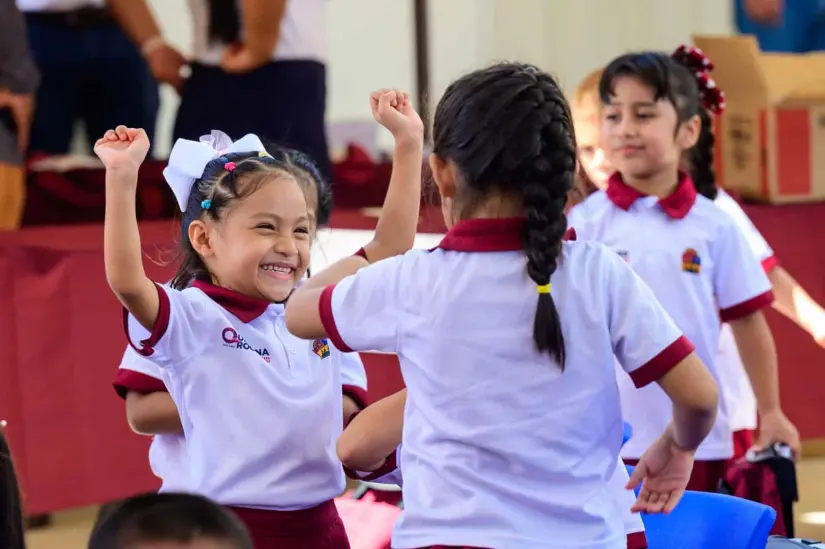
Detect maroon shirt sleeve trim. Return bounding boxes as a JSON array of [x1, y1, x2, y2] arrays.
[[761, 255, 779, 274], [112, 369, 167, 399], [121, 283, 171, 357], [629, 335, 695, 388], [627, 531, 648, 549], [719, 290, 775, 323], [319, 284, 354, 352], [343, 447, 398, 481], [342, 385, 369, 411]]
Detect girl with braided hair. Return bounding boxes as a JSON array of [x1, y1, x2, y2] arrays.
[[569, 49, 800, 494], [285, 62, 719, 549]]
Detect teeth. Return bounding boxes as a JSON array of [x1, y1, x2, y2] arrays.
[[261, 265, 293, 273]]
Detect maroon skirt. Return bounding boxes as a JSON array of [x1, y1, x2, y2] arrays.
[[227, 500, 350, 549]]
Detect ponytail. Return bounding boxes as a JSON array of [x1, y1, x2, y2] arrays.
[[522, 158, 569, 367], [688, 109, 718, 200]]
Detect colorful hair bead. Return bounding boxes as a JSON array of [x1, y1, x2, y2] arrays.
[[224, 161, 236, 172], [201, 199, 212, 210]]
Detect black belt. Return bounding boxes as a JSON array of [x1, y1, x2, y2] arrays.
[[25, 7, 114, 28]]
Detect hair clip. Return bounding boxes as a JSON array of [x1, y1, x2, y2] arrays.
[[258, 151, 271, 158], [224, 161, 236, 172], [201, 199, 212, 210]]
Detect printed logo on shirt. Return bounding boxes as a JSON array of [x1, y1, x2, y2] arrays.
[[222, 327, 271, 362], [312, 338, 330, 359], [681, 248, 701, 274], [616, 250, 630, 262]]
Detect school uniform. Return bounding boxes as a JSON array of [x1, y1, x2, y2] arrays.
[[125, 280, 360, 549], [113, 346, 189, 493], [112, 343, 368, 495], [318, 217, 695, 549], [715, 189, 778, 458], [175, 0, 331, 177], [366, 450, 647, 549], [568, 173, 774, 491]]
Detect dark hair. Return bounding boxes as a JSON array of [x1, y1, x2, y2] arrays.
[[170, 145, 330, 290], [599, 52, 717, 200], [89, 492, 252, 549], [207, 0, 240, 45], [432, 62, 575, 366], [0, 431, 25, 549]]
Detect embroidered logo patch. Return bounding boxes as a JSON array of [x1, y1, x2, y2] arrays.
[[221, 327, 271, 362], [313, 338, 331, 359], [681, 248, 701, 274]]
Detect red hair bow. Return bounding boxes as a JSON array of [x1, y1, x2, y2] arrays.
[[672, 44, 726, 115]]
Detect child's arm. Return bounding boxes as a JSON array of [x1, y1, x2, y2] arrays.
[[656, 355, 719, 452], [604, 248, 717, 513], [730, 311, 800, 456], [713, 218, 800, 458], [338, 389, 406, 472], [769, 266, 825, 347], [125, 391, 183, 435], [294, 90, 423, 291], [286, 90, 423, 337], [95, 126, 160, 331]]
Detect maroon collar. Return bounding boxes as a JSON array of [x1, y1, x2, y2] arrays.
[[191, 280, 272, 323], [436, 218, 576, 252], [605, 171, 697, 219]]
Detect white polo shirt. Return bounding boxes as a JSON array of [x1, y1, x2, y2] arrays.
[[369, 451, 646, 549], [15, 0, 103, 12], [569, 174, 774, 460], [188, 0, 327, 65], [318, 218, 693, 549], [125, 280, 351, 510], [113, 342, 369, 495], [113, 346, 189, 494], [714, 189, 777, 432]]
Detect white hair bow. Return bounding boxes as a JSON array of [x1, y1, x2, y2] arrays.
[[163, 130, 267, 212]]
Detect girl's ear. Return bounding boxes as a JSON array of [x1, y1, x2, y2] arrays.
[[188, 220, 215, 259], [677, 113, 702, 151], [429, 153, 456, 199]]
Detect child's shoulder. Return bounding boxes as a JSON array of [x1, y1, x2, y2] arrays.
[[569, 189, 609, 215], [689, 194, 738, 232]]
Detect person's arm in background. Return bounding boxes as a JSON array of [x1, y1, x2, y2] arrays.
[[221, 0, 287, 73], [769, 266, 825, 348], [125, 392, 183, 435], [105, 0, 187, 90], [0, 0, 39, 153]]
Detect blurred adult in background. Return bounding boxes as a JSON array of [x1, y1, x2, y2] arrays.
[[0, 0, 38, 230], [118, 0, 332, 178], [737, 0, 825, 52], [0, 428, 26, 549], [17, 0, 185, 156]]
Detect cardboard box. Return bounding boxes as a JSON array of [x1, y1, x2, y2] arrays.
[[693, 35, 825, 203]]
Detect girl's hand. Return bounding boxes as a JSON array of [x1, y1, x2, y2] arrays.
[[370, 89, 424, 146], [758, 409, 800, 460], [220, 43, 270, 74], [627, 427, 694, 514], [94, 126, 150, 173]]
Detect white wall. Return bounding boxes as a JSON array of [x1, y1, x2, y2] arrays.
[[143, 0, 736, 157]]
